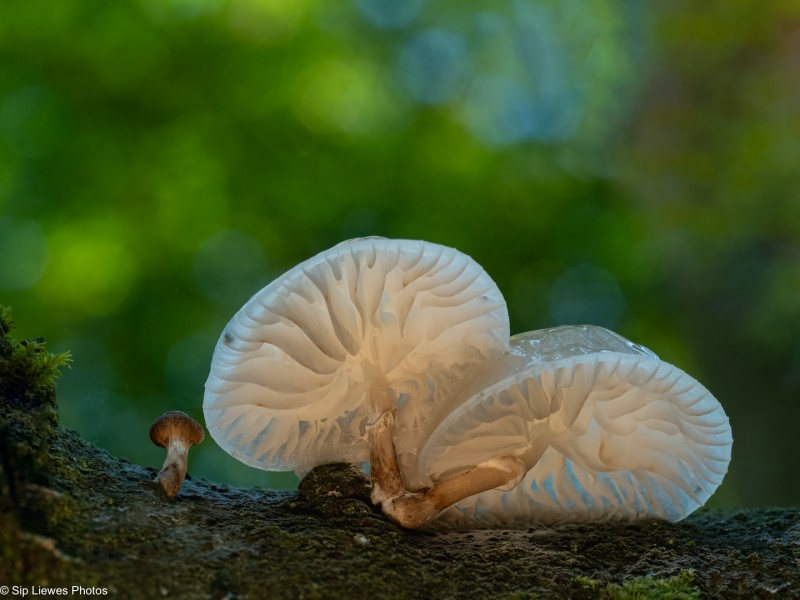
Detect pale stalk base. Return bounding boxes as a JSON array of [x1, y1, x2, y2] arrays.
[[155, 439, 189, 498]]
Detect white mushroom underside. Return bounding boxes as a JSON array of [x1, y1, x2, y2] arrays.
[[420, 352, 732, 528], [203, 238, 509, 471]]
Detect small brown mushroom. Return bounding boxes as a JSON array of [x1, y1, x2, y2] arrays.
[[149, 411, 205, 498]]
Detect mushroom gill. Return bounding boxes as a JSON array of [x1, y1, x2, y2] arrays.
[[418, 326, 733, 528], [203, 237, 509, 484]]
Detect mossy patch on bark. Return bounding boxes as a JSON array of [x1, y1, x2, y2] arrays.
[[0, 307, 71, 397], [0, 309, 798, 599]]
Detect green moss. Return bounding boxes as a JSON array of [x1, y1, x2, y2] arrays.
[[0, 305, 13, 336], [0, 306, 71, 394], [575, 575, 600, 589], [5, 339, 72, 391], [604, 572, 700, 600]]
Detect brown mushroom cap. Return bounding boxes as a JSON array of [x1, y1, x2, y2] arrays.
[[149, 411, 205, 447]]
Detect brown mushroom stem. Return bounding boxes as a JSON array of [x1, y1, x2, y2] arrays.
[[366, 410, 405, 504], [362, 369, 529, 528], [380, 455, 528, 529], [155, 439, 190, 498], [365, 407, 528, 528]]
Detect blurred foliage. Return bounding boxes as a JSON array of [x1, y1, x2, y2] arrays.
[[0, 0, 798, 505]]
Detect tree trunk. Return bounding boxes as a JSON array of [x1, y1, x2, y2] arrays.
[[0, 321, 798, 599]]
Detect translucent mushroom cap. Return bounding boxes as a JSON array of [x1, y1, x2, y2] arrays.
[[203, 238, 509, 472], [418, 326, 733, 527]]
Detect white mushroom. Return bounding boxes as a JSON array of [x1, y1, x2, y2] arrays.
[[203, 237, 512, 521], [417, 325, 733, 528], [204, 238, 732, 529]]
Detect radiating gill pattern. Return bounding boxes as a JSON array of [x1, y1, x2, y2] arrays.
[[421, 351, 732, 528], [204, 238, 509, 472], [416, 325, 661, 480]]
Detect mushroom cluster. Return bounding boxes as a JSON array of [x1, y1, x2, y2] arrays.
[[203, 238, 732, 528]]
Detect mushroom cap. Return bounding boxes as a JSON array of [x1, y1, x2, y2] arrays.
[[418, 325, 732, 527], [203, 238, 509, 472], [149, 410, 206, 447]]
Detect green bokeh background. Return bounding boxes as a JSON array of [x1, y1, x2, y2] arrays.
[[1, 0, 798, 507]]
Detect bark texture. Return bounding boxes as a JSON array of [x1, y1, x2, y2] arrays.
[[0, 320, 798, 599]]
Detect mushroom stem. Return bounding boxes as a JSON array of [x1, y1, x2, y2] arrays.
[[366, 402, 529, 528], [155, 438, 189, 498], [364, 362, 392, 415], [367, 410, 405, 505], [381, 455, 528, 529]]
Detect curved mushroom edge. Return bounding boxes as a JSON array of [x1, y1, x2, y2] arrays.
[[203, 237, 510, 473], [149, 410, 205, 447], [418, 346, 731, 528]]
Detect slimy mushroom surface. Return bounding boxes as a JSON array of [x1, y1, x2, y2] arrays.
[[418, 326, 733, 527], [204, 239, 732, 529], [203, 238, 508, 475]]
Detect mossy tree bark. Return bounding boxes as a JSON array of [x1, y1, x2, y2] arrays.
[[0, 316, 798, 599]]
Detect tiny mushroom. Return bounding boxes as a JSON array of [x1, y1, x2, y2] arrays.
[[149, 411, 205, 498]]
